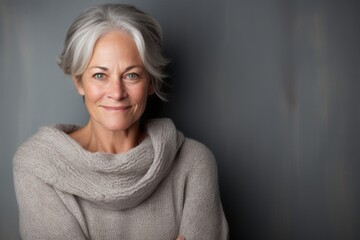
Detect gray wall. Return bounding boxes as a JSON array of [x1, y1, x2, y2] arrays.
[[1, 0, 359, 239]]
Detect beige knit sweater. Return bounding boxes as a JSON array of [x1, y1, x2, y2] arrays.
[[13, 118, 228, 240]]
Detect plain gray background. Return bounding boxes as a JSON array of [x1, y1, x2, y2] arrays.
[[1, 0, 360, 239]]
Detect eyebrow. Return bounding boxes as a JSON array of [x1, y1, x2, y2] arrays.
[[90, 66, 108, 71], [89, 65, 143, 72]]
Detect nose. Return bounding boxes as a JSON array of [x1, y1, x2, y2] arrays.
[[108, 77, 128, 100]]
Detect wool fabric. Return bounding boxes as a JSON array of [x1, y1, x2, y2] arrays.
[[14, 118, 228, 239]]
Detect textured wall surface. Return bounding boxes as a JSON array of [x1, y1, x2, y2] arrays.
[[1, 0, 359, 239]]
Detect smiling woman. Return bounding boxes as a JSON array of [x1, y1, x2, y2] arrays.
[[70, 31, 153, 152], [13, 3, 228, 240]]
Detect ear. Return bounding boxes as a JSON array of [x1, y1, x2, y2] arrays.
[[72, 75, 85, 96], [148, 79, 155, 95]]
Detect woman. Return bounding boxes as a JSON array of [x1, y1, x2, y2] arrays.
[[13, 4, 228, 240]]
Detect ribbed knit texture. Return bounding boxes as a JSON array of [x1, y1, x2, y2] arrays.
[[14, 118, 228, 240]]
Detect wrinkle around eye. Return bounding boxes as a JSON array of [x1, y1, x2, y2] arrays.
[[93, 73, 106, 80], [124, 72, 140, 80]]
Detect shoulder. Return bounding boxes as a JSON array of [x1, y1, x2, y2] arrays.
[[180, 138, 215, 161], [176, 137, 218, 177], [14, 127, 47, 163], [13, 125, 78, 171]]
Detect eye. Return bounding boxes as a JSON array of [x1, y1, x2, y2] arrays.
[[93, 73, 105, 80], [124, 73, 140, 80]]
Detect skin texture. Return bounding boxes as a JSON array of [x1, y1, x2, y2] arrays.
[[71, 30, 153, 153]]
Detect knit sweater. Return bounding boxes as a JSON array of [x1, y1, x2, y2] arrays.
[[13, 118, 228, 240]]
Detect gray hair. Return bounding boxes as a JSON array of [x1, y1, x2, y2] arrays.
[[57, 4, 169, 101]]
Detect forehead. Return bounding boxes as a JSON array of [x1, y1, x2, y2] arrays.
[[89, 30, 143, 66]]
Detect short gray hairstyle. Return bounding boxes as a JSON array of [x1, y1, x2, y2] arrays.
[[58, 4, 169, 101]]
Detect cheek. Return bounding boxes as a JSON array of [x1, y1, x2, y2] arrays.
[[85, 84, 104, 100], [132, 85, 150, 103]]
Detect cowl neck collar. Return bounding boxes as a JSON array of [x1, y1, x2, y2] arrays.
[[21, 118, 184, 210]]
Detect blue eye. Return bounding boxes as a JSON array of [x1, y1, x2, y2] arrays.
[[93, 73, 105, 80], [125, 73, 139, 80]]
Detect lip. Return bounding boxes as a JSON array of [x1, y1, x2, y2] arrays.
[[101, 105, 131, 111]]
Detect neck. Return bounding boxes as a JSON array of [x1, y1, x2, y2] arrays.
[[71, 119, 144, 154]]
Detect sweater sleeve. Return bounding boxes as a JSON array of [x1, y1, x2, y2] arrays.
[[13, 155, 87, 240], [178, 141, 229, 240]]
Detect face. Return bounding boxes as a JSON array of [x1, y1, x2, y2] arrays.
[[73, 30, 153, 132]]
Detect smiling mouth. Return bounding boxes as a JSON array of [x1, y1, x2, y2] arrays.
[[102, 106, 131, 111]]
